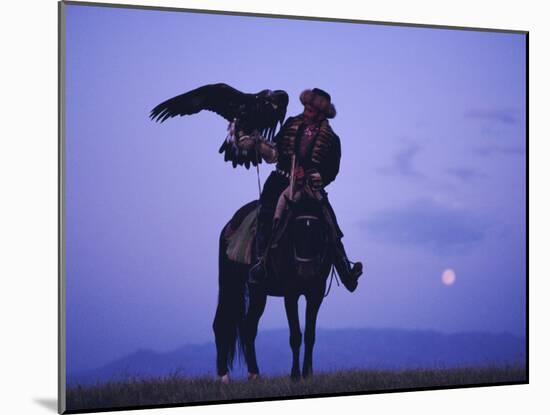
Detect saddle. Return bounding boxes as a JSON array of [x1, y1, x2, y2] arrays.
[[225, 188, 331, 274]]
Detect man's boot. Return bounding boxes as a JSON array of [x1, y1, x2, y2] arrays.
[[333, 240, 363, 293]]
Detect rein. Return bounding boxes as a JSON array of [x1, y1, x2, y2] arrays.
[[254, 144, 262, 198], [324, 265, 340, 297]]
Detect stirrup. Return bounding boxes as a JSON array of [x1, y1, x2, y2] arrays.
[[248, 257, 267, 285]]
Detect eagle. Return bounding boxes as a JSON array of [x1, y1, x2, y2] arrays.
[[150, 83, 289, 169]]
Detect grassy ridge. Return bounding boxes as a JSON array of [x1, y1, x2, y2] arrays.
[[67, 366, 526, 412]]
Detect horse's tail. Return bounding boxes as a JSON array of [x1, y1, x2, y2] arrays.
[[213, 222, 248, 375]]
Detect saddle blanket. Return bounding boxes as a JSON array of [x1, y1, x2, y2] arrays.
[[226, 207, 258, 265]]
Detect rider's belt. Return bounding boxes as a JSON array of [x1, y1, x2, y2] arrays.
[[275, 168, 290, 179]]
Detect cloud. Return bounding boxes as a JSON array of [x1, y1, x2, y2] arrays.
[[474, 146, 525, 157], [378, 142, 424, 178], [361, 199, 486, 255], [464, 108, 519, 125], [446, 168, 485, 183]]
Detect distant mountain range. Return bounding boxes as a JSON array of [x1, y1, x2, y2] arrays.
[[68, 328, 526, 385]]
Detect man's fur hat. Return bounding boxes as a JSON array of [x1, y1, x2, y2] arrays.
[[299, 88, 337, 119]]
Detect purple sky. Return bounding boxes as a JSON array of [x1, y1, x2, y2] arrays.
[[64, 4, 526, 373]]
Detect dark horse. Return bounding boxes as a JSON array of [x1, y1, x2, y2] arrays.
[[213, 193, 334, 381]]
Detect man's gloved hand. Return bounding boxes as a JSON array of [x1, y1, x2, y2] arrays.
[[308, 171, 323, 190], [236, 131, 256, 152], [256, 136, 278, 163]]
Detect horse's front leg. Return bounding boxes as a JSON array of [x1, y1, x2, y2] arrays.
[[303, 291, 323, 378], [241, 284, 267, 379], [284, 294, 302, 380]]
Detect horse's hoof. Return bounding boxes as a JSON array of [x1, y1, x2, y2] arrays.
[[219, 374, 231, 384], [290, 372, 301, 382], [248, 373, 260, 381]]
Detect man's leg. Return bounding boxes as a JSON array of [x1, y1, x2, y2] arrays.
[[320, 199, 363, 293], [332, 238, 363, 293], [249, 173, 288, 284]]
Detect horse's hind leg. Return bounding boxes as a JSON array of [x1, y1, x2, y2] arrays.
[[213, 301, 231, 378], [303, 292, 323, 378], [284, 294, 302, 380], [213, 229, 246, 379], [241, 285, 267, 379]]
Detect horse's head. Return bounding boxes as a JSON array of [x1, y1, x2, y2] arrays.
[[289, 196, 329, 279]]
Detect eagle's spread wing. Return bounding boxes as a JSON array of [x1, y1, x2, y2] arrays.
[[150, 83, 289, 169], [149, 83, 246, 123]]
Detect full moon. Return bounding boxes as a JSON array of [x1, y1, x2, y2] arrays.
[[441, 269, 456, 286]]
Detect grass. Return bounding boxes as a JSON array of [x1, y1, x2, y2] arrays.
[[66, 366, 527, 412]]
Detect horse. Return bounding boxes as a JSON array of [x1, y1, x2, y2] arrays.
[[212, 192, 335, 382]]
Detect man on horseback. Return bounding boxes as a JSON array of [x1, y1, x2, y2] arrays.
[[151, 84, 363, 380], [248, 88, 363, 292]]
